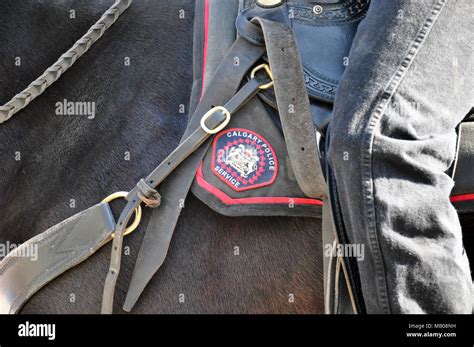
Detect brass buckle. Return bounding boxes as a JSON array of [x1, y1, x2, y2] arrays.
[[250, 63, 274, 90], [101, 191, 142, 237], [200, 106, 231, 134]]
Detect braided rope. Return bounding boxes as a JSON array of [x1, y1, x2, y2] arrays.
[[0, 0, 133, 124]]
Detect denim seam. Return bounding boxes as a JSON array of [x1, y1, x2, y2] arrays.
[[360, 0, 447, 314]]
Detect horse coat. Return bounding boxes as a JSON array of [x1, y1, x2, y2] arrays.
[[0, 0, 472, 314]]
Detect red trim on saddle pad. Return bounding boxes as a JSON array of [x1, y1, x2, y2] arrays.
[[450, 194, 474, 203], [195, 163, 323, 206]]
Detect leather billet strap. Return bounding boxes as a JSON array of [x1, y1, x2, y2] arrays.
[[238, 9, 326, 198], [122, 37, 266, 312], [0, 203, 115, 314], [256, 18, 326, 198], [101, 49, 268, 312]]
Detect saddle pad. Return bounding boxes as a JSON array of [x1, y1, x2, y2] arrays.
[[192, 96, 323, 217]]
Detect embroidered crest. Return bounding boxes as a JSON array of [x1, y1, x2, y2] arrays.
[[211, 128, 278, 191]]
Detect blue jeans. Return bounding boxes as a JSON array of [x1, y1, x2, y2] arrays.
[[328, 0, 473, 313]]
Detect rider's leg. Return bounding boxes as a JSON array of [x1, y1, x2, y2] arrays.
[[328, 0, 473, 313]]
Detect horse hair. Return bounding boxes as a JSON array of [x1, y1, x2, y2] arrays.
[[0, 0, 324, 313]]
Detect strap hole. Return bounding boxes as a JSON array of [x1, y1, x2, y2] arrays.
[[301, 147, 305, 152], [149, 180, 154, 184], [167, 162, 171, 166]]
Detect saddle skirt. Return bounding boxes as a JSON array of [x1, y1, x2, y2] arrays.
[[191, 0, 369, 217]]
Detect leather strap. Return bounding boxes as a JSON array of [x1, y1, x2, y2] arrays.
[[322, 200, 337, 313], [0, 203, 116, 314], [122, 38, 266, 312], [101, 40, 267, 313], [253, 18, 326, 198]]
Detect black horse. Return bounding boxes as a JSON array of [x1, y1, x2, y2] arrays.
[[0, 0, 324, 313], [2, 0, 473, 314]]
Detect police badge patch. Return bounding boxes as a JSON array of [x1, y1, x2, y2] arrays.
[[211, 128, 278, 191]]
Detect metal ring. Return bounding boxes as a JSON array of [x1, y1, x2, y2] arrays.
[[101, 191, 142, 237], [200, 106, 231, 134], [250, 63, 274, 90]]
